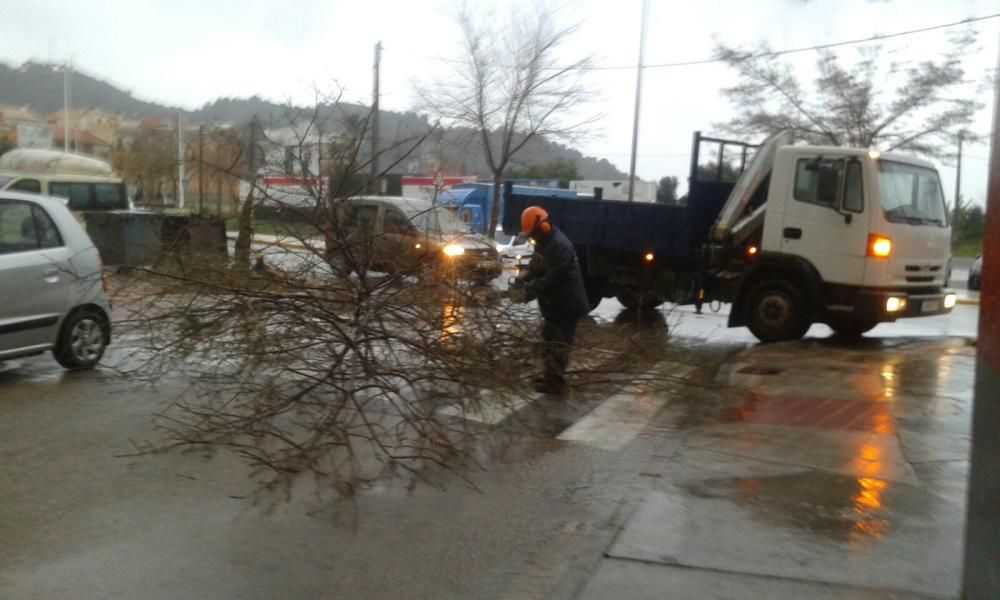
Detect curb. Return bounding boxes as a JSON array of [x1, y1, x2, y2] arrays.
[[957, 297, 980, 306]]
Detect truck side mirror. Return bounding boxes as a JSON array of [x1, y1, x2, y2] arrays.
[[816, 166, 839, 207]]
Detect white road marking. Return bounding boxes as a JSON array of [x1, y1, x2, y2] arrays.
[[438, 391, 537, 425], [557, 363, 696, 450]]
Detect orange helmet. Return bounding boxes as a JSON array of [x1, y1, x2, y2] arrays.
[[520, 206, 550, 236]]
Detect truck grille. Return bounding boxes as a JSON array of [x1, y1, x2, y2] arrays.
[[903, 264, 942, 284]]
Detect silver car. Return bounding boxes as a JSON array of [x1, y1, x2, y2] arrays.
[[0, 191, 111, 369]]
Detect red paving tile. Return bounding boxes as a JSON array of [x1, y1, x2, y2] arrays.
[[724, 392, 895, 434]]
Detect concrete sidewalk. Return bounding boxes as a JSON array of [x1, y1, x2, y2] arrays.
[[577, 336, 976, 599]]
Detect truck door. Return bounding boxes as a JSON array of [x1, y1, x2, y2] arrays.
[[780, 156, 868, 285]]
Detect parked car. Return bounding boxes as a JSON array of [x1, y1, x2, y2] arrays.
[[330, 196, 503, 284], [493, 228, 533, 266], [968, 254, 982, 291], [0, 191, 112, 369]]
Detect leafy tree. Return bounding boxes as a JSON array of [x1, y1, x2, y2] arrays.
[[656, 176, 679, 204], [696, 161, 742, 183], [415, 3, 595, 237], [0, 135, 13, 157], [506, 158, 579, 188], [952, 201, 985, 254], [713, 32, 982, 157]]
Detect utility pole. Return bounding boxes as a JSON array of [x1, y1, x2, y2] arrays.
[[198, 124, 205, 215], [371, 41, 382, 193], [62, 63, 70, 153], [961, 40, 999, 600], [177, 113, 185, 209], [626, 0, 650, 202], [953, 131, 964, 226]]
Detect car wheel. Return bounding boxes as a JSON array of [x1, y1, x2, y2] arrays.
[[53, 307, 109, 369], [968, 276, 980, 291], [827, 315, 878, 337], [746, 280, 810, 343]]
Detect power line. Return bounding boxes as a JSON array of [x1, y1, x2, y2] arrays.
[[421, 13, 999, 72], [589, 13, 1000, 71]]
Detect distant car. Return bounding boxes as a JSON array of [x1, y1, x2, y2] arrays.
[[493, 229, 533, 266], [0, 191, 112, 369], [968, 254, 982, 291], [330, 196, 503, 284]]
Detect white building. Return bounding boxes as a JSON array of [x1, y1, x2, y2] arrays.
[[570, 179, 657, 203]]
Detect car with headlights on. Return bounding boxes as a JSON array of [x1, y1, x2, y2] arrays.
[[493, 228, 533, 267], [0, 191, 112, 369], [330, 196, 502, 284]]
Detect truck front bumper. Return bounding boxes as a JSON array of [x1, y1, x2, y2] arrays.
[[858, 288, 957, 321]]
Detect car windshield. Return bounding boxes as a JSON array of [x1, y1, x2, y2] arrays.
[[406, 205, 470, 236], [0, 176, 12, 189], [877, 160, 948, 226], [495, 233, 514, 245]]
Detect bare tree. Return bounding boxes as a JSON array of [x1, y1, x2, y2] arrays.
[[713, 31, 983, 157], [415, 2, 596, 237]]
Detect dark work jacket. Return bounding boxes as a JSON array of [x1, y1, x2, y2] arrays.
[[523, 226, 589, 322]]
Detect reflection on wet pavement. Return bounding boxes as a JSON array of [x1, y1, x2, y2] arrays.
[[606, 336, 973, 597]]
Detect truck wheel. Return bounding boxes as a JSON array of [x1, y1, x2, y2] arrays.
[[827, 316, 878, 337], [616, 289, 664, 310], [585, 279, 605, 312], [746, 280, 810, 343]]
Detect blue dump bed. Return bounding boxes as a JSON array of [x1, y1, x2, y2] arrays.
[[502, 178, 737, 259]]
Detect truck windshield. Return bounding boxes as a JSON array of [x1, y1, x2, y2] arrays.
[[877, 161, 947, 226]]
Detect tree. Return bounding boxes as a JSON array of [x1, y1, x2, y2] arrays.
[[0, 135, 13, 157], [713, 32, 982, 157], [656, 176, 679, 204], [506, 158, 579, 188], [416, 3, 595, 238]]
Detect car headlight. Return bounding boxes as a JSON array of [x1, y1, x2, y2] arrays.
[[496, 244, 503, 252], [442, 244, 465, 257]]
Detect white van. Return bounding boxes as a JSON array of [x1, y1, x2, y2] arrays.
[[0, 149, 130, 211]]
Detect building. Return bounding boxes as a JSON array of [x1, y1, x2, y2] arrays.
[[0, 105, 51, 150], [570, 179, 658, 203]]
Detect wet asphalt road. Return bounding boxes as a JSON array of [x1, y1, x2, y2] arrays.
[[0, 297, 981, 599]]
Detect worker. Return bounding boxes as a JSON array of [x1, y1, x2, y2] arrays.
[[516, 206, 589, 394]]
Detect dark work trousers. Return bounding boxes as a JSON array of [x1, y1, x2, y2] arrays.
[[541, 316, 579, 385]]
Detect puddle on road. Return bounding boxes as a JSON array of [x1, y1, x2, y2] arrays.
[[684, 471, 902, 544]]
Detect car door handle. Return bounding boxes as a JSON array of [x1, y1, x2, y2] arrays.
[[783, 227, 802, 240], [43, 267, 60, 282]]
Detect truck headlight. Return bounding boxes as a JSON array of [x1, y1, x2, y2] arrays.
[[442, 244, 465, 257], [944, 294, 956, 309], [886, 296, 906, 312]]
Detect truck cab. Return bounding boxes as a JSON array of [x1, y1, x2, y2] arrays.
[[723, 141, 955, 340]]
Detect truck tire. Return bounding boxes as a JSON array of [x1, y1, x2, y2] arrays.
[[746, 279, 810, 343], [827, 316, 878, 337], [585, 279, 605, 312], [616, 289, 665, 310]]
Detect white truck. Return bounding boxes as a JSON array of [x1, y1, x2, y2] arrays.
[[502, 130, 956, 342]]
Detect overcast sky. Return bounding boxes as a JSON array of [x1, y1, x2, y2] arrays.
[[1, 0, 997, 204]]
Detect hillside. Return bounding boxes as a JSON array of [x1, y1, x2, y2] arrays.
[[0, 60, 626, 179]]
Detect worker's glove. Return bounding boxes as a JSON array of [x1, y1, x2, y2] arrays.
[[507, 277, 536, 303]]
